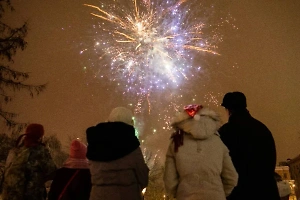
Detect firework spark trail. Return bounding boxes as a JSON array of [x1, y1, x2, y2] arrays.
[[82, 0, 231, 121], [84, 0, 219, 86], [80, 1, 237, 159]]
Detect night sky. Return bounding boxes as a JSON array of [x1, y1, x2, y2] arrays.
[[3, 0, 300, 163]]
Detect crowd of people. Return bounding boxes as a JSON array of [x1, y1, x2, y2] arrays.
[[0, 91, 290, 200]]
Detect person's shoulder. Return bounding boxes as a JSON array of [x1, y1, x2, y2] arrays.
[[30, 144, 45, 150], [218, 122, 232, 134], [250, 117, 272, 132], [127, 146, 142, 156], [28, 145, 53, 161], [32, 144, 50, 153], [86, 122, 119, 135], [7, 147, 19, 157], [218, 122, 241, 142]]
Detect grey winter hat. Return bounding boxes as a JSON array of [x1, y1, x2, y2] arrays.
[[108, 107, 134, 126], [221, 91, 247, 110]]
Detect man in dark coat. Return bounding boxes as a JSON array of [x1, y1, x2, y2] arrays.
[[218, 91, 280, 200]]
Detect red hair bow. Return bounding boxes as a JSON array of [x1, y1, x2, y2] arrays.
[[183, 104, 203, 117]]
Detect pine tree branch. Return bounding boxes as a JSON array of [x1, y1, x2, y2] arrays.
[[0, 0, 45, 132], [0, 77, 47, 96], [0, 109, 18, 127], [0, 92, 12, 102], [0, 22, 27, 61], [0, 65, 29, 81], [0, 109, 27, 133], [0, 1, 13, 18]]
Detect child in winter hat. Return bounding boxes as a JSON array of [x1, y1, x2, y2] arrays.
[[108, 107, 134, 126], [48, 139, 91, 200], [63, 139, 89, 169], [69, 139, 87, 159]]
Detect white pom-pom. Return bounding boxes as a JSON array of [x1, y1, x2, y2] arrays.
[[194, 114, 200, 121], [171, 111, 190, 125]]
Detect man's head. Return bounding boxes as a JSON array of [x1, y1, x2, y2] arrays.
[[221, 91, 247, 111]]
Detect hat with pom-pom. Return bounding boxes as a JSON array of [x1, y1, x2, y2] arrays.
[[108, 107, 134, 126], [63, 139, 89, 169], [69, 139, 87, 159]]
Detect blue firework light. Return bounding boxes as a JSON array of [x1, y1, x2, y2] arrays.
[[83, 0, 221, 95]]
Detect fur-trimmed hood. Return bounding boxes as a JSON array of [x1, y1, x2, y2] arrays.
[[171, 107, 221, 139], [86, 122, 140, 161]]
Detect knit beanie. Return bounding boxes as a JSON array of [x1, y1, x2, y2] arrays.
[[25, 123, 44, 139], [22, 123, 44, 147], [108, 107, 134, 126], [221, 91, 247, 110], [69, 139, 87, 159]]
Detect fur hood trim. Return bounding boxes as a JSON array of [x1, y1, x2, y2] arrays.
[[171, 107, 221, 139]]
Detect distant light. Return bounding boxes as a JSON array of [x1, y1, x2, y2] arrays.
[[142, 188, 147, 195]]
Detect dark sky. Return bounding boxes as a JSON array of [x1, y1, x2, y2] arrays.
[[3, 0, 300, 163]]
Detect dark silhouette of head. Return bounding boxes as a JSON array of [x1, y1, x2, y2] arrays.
[[221, 91, 247, 111]]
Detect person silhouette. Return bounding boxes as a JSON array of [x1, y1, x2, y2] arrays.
[[218, 92, 280, 200]]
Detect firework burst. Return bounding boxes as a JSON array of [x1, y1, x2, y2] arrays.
[[83, 0, 221, 97]]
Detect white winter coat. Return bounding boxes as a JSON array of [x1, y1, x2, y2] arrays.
[[89, 148, 149, 200], [164, 107, 238, 200]]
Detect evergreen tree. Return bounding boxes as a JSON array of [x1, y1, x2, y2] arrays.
[[0, 0, 46, 132]]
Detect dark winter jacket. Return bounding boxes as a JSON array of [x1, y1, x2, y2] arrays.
[[218, 110, 280, 200], [48, 168, 91, 200], [86, 122, 149, 200]]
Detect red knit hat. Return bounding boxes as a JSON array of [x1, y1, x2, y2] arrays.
[[69, 139, 87, 159], [25, 123, 44, 139], [23, 123, 44, 147]]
